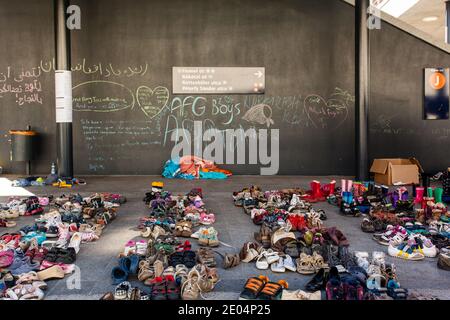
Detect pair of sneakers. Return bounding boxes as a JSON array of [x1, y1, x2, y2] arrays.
[[270, 255, 296, 273], [195, 227, 219, 247]]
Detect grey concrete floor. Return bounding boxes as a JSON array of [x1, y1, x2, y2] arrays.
[[1, 175, 449, 300]]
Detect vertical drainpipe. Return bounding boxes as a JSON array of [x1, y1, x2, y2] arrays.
[[54, 0, 73, 178], [446, 0, 450, 44], [355, 0, 370, 181]]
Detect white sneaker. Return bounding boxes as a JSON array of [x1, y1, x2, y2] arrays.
[[283, 255, 297, 272], [256, 253, 269, 270], [135, 240, 148, 256], [414, 235, 438, 258], [55, 225, 70, 248], [372, 251, 385, 266], [388, 242, 425, 261], [271, 258, 286, 273], [354, 252, 369, 271], [68, 232, 82, 253]]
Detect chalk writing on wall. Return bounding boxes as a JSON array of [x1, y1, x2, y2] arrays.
[[37, 58, 148, 78], [73, 81, 135, 112], [0, 59, 149, 107], [136, 86, 170, 119], [0, 67, 44, 106], [80, 118, 161, 172], [304, 87, 351, 130]]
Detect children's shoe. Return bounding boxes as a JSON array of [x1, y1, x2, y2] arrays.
[[199, 212, 215, 225], [325, 267, 344, 300], [123, 241, 136, 256], [114, 281, 132, 300], [283, 255, 297, 272], [412, 235, 437, 258], [271, 258, 286, 273], [239, 275, 268, 300], [257, 280, 288, 300], [388, 241, 425, 261]]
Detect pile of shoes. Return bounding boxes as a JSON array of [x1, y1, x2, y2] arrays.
[[277, 251, 409, 300], [0, 196, 49, 228], [235, 185, 351, 276], [0, 193, 126, 300], [105, 182, 229, 301], [355, 184, 450, 268]]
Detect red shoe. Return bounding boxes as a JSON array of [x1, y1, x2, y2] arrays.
[[175, 240, 192, 252], [321, 180, 336, 197], [306, 180, 325, 202]]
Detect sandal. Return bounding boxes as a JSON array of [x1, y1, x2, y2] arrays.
[[254, 224, 272, 248], [296, 253, 316, 275], [240, 242, 261, 263], [258, 280, 288, 300], [239, 275, 268, 300], [175, 221, 192, 238], [175, 264, 189, 285], [361, 218, 375, 233], [0, 219, 16, 228], [166, 275, 180, 300], [197, 248, 217, 267], [150, 278, 167, 300], [216, 251, 240, 269], [138, 260, 154, 282], [183, 250, 197, 268]]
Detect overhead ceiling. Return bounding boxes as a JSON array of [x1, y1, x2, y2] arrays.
[[394, 0, 447, 44]]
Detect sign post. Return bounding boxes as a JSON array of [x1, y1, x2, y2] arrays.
[[54, 0, 73, 178]]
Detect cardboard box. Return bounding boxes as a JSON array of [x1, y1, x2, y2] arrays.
[[370, 158, 423, 186]]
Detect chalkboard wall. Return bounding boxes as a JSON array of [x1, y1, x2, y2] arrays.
[[0, 0, 448, 176]]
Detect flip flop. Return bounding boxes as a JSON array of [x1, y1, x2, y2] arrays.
[[37, 265, 65, 281]]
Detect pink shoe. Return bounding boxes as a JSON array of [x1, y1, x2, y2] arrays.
[[38, 197, 49, 206], [199, 212, 215, 225], [194, 195, 205, 208], [123, 240, 136, 256]]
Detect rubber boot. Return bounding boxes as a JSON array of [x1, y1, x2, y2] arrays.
[[427, 187, 434, 199], [435, 188, 444, 204], [347, 180, 353, 196], [367, 181, 375, 195], [414, 187, 424, 204], [381, 185, 389, 197], [353, 182, 362, 197], [312, 180, 325, 201], [341, 179, 347, 196], [322, 180, 336, 197], [344, 191, 353, 204], [307, 180, 322, 202], [391, 193, 399, 208]]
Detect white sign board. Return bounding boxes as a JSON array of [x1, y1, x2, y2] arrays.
[[55, 70, 73, 123], [172, 67, 265, 94]]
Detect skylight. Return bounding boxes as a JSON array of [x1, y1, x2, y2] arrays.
[[371, 0, 420, 18]]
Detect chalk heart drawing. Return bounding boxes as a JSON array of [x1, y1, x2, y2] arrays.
[[136, 86, 170, 119], [304, 95, 348, 129]]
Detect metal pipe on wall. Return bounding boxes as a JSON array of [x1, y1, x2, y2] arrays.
[[54, 0, 73, 178], [355, 0, 370, 181], [446, 0, 450, 44]]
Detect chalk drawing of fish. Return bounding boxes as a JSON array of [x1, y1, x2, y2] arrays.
[[242, 104, 274, 128]]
